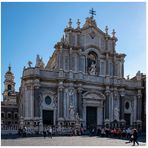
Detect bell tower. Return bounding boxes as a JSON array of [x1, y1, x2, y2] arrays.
[[3, 64, 15, 98]]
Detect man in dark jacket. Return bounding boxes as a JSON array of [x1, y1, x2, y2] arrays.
[[133, 129, 139, 146]]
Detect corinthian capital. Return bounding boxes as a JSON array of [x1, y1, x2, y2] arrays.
[[105, 90, 110, 96], [119, 88, 125, 97], [78, 87, 83, 93], [137, 93, 142, 99]]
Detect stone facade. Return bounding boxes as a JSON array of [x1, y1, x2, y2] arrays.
[[4, 16, 145, 131]]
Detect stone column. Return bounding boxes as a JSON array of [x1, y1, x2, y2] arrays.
[[30, 86, 34, 118], [77, 87, 83, 119], [25, 86, 32, 118], [58, 84, 64, 118], [24, 87, 28, 118], [97, 103, 103, 126], [120, 96, 124, 120], [136, 91, 142, 129], [137, 94, 142, 120], [121, 59, 124, 78], [83, 103, 86, 127], [34, 86, 40, 117], [69, 48, 72, 70], [58, 47, 63, 70], [106, 53, 109, 76], [105, 90, 110, 120]]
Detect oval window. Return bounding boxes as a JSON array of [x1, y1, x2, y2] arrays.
[[45, 96, 52, 105], [125, 102, 129, 109]]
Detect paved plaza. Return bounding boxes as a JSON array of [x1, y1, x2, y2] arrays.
[[1, 136, 146, 146]]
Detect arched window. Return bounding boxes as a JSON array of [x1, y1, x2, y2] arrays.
[[8, 85, 11, 91], [7, 113, 11, 118], [87, 51, 98, 75], [125, 102, 130, 110]]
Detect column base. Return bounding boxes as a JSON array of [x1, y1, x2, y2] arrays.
[[136, 120, 142, 130], [120, 119, 126, 128]]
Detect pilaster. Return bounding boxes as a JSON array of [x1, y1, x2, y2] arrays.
[[120, 92, 125, 120], [136, 90, 142, 121], [77, 86, 83, 119], [58, 81, 64, 119], [105, 86, 110, 120]]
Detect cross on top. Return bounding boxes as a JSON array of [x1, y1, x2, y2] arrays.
[[89, 8, 96, 19]]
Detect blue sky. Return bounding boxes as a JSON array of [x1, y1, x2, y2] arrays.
[[1, 2, 146, 93]]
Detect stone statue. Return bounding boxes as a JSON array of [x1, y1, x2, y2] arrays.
[[28, 61, 32, 67], [35, 54, 45, 68], [136, 71, 141, 80], [69, 105, 75, 120], [40, 57, 45, 68], [127, 75, 130, 80], [114, 107, 119, 121], [89, 62, 96, 75], [36, 54, 40, 67], [75, 113, 80, 123]]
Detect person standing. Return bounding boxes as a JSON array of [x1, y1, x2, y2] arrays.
[[133, 129, 139, 146]]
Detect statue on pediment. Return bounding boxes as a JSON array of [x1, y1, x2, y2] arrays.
[[28, 61, 32, 67], [35, 54, 45, 68]]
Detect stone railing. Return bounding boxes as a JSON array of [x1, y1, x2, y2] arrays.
[[123, 80, 141, 88], [40, 70, 59, 79], [23, 67, 40, 77], [22, 68, 142, 88], [1, 125, 19, 135]]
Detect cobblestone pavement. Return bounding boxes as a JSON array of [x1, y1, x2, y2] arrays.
[[1, 136, 146, 146]]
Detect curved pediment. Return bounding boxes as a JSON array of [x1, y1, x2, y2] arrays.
[[83, 91, 105, 100]]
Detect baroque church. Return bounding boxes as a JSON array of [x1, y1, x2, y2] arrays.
[[2, 12, 145, 132]]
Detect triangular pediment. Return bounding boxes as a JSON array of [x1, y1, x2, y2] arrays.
[[83, 91, 105, 100]]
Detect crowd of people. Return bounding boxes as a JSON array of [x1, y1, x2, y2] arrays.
[[17, 126, 140, 146], [88, 127, 140, 146]]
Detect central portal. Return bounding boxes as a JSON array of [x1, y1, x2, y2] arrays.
[[42, 110, 53, 126], [86, 106, 97, 129]]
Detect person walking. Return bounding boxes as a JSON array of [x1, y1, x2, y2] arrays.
[[132, 129, 139, 146], [43, 129, 46, 138], [49, 126, 53, 138]]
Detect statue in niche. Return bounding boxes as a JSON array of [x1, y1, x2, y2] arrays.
[[69, 104, 75, 120], [75, 113, 80, 123], [89, 62, 96, 75]]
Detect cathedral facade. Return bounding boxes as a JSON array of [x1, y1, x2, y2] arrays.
[[10, 16, 144, 131]]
